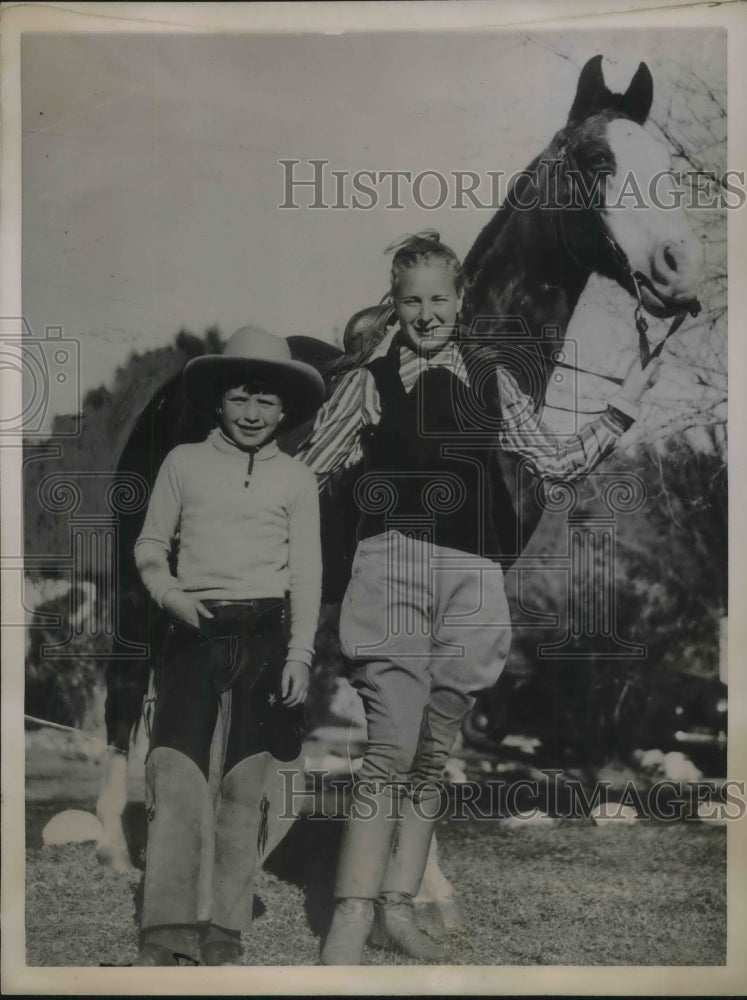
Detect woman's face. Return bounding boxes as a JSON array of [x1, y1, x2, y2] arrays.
[[393, 263, 462, 355]]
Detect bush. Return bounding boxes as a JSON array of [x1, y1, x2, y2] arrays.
[[25, 588, 109, 730], [467, 435, 727, 767]]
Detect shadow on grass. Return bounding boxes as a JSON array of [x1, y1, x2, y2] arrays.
[[122, 801, 147, 869], [264, 814, 344, 937], [118, 799, 343, 939]]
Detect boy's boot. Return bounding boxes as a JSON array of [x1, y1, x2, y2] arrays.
[[134, 925, 201, 966], [201, 925, 243, 967], [319, 785, 399, 966], [369, 794, 444, 961]]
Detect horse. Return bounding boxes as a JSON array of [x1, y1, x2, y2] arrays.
[[94, 55, 703, 933]]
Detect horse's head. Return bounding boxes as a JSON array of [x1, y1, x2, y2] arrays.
[[558, 54, 703, 318]]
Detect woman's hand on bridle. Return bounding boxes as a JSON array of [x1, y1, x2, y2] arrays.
[[619, 354, 662, 404]]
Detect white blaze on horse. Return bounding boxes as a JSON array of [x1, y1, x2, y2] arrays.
[[601, 119, 703, 316], [95, 55, 704, 925], [24, 578, 97, 640], [24, 578, 98, 666]]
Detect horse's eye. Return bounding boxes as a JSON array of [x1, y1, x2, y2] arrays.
[[586, 156, 613, 174]]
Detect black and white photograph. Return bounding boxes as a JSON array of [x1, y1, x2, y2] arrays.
[[1, 1, 745, 994]]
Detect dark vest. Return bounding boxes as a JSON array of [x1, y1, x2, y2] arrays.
[[356, 342, 520, 563]]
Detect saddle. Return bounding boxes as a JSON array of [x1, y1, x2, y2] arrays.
[[343, 302, 396, 360], [322, 302, 397, 395]]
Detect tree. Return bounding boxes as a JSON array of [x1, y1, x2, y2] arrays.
[[24, 327, 224, 571], [23, 327, 225, 726], [489, 433, 727, 766]]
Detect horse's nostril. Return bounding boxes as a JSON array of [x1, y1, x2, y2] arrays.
[[663, 244, 679, 273], [653, 240, 687, 285], [648, 234, 703, 302]]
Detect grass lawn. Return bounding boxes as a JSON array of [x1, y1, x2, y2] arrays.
[[25, 809, 725, 967]]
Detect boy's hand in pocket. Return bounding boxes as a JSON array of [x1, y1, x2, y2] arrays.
[[162, 588, 214, 628], [282, 660, 310, 707]]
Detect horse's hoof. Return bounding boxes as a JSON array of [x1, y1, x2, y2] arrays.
[[437, 898, 465, 931], [96, 842, 136, 874], [413, 901, 446, 938]]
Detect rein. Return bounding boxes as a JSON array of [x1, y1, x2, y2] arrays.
[[553, 294, 699, 391]]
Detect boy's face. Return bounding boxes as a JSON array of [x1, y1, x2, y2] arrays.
[[394, 263, 462, 355], [217, 383, 285, 450]]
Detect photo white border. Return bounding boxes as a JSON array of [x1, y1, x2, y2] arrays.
[[2, 1, 745, 994]]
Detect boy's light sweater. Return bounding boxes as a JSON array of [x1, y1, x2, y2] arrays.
[[134, 427, 321, 664]]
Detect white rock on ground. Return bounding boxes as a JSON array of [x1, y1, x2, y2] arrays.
[[504, 811, 559, 827], [501, 735, 540, 755], [42, 809, 103, 846], [633, 748, 704, 782], [696, 800, 730, 825], [444, 758, 468, 783], [590, 803, 639, 826], [662, 751, 703, 783], [633, 748, 666, 771]]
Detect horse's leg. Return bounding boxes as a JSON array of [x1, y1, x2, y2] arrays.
[[96, 656, 148, 873], [96, 748, 132, 873], [413, 833, 464, 935]]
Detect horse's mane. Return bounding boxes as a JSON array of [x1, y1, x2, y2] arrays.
[[463, 108, 626, 297], [462, 151, 544, 283]]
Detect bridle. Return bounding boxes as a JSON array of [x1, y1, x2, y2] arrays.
[[550, 137, 701, 393], [337, 137, 703, 415]]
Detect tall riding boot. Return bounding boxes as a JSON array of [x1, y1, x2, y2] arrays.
[[370, 793, 444, 961], [320, 785, 400, 966]]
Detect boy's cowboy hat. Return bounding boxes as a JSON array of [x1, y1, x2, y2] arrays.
[[183, 326, 325, 428]]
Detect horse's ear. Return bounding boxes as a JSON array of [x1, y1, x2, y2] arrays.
[[622, 61, 653, 124], [568, 54, 611, 123]]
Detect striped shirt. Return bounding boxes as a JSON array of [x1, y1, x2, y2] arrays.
[[297, 336, 630, 487]]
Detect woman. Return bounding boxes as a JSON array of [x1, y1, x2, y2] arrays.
[[298, 231, 659, 965]]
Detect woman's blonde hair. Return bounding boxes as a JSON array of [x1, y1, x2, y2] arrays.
[[385, 230, 464, 295]]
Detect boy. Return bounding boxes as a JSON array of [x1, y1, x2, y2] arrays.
[[133, 326, 324, 965]]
